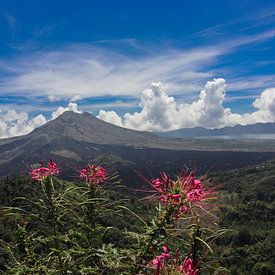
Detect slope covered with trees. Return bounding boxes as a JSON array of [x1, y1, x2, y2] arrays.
[[214, 160, 275, 274]]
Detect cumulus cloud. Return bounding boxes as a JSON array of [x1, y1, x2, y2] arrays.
[[1, 79, 275, 138], [234, 88, 275, 125], [51, 102, 81, 120], [98, 79, 275, 131], [97, 110, 123, 127], [0, 102, 81, 138], [123, 82, 180, 131], [0, 110, 46, 138], [253, 88, 275, 120]]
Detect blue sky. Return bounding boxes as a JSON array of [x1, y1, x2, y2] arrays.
[[0, 0, 275, 136]]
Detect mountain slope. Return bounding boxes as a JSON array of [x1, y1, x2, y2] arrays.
[[30, 111, 165, 146], [1, 112, 275, 180], [0, 111, 182, 166], [0, 111, 185, 176]]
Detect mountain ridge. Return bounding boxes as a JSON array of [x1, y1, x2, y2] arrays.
[[157, 122, 275, 138]]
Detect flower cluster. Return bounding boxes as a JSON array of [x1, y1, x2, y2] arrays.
[[152, 246, 170, 270], [79, 164, 107, 185], [151, 247, 198, 275], [184, 172, 203, 202], [179, 257, 198, 275], [151, 170, 208, 218], [30, 160, 59, 182]]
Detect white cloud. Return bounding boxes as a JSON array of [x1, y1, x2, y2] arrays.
[[97, 110, 123, 127], [0, 28, 274, 119], [1, 79, 275, 138], [0, 110, 46, 138], [235, 88, 275, 125], [48, 95, 65, 102], [98, 79, 275, 131], [0, 28, 274, 102], [123, 82, 180, 131], [0, 102, 81, 138], [191, 78, 229, 128], [48, 94, 82, 103], [51, 102, 81, 120], [253, 88, 275, 119], [0, 46, 216, 100]]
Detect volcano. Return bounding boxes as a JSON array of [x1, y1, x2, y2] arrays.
[[1, 111, 275, 183]]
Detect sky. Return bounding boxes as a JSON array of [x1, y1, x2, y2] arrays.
[[0, 0, 275, 137]]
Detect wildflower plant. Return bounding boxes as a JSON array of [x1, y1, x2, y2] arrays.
[[129, 170, 227, 274], [0, 160, 228, 274]]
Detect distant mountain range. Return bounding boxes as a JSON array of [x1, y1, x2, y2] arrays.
[[1, 112, 275, 183], [157, 123, 275, 139]]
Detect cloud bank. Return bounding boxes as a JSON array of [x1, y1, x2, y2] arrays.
[[97, 79, 275, 131], [1, 78, 275, 138]]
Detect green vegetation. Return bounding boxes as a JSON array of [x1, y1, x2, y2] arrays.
[[0, 159, 274, 274], [0, 163, 224, 274], [213, 160, 275, 274]]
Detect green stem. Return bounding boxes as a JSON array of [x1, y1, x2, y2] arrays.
[[53, 222, 64, 274], [44, 177, 64, 274], [133, 206, 174, 273], [191, 219, 202, 267], [87, 185, 97, 227]]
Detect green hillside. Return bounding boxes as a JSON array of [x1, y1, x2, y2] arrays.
[[214, 160, 275, 274]]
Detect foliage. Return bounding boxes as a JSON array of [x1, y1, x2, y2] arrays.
[[213, 160, 275, 275], [0, 160, 225, 274]]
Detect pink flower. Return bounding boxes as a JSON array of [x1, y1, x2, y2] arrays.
[[152, 170, 204, 204], [152, 173, 171, 193], [30, 167, 50, 182], [48, 160, 59, 176], [178, 257, 198, 275], [151, 248, 200, 275], [170, 194, 182, 205], [193, 179, 202, 189], [30, 160, 59, 182], [149, 169, 213, 220], [181, 171, 204, 202], [152, 256, 161, 267], [161, 246, 170, 260], [152, 246, 170, 269], [152, 178, 163, 192], [179, 205, 190, 213], [186, 188, 203, 202], [151, 248, 199, 275], [80, 164, 107, 185]]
